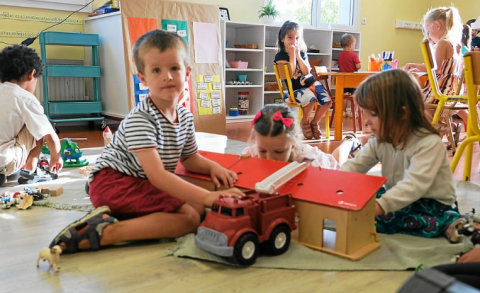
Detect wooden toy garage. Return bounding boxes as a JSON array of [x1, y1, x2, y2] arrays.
[[175, 151, 386, 261]]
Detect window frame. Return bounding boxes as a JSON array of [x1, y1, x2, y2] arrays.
[[267, 0, 361, 32], [0, 0, 93, 12]]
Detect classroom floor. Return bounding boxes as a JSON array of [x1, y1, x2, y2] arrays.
[[2, 116, 479, 293]]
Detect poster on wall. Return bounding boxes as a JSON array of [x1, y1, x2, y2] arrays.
[[192, 22, 218, 64], [161, 19, 188, 43], [197, 74, 222, 115], [121, 0, 226, 134]]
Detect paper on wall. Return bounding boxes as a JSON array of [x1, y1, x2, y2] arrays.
[[192, 22, 218, 64], [197, 74, 222, 115], [162, 19, 189, 43]]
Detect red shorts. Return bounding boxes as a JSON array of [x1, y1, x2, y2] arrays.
[[89, 168, 185, 219]]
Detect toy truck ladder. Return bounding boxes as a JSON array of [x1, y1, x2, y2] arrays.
[[255, 162, 307, 194]]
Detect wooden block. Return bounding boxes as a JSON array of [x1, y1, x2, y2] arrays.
[[85, 166, 93, 171], [41, 186, 50, 194], [84, 170, 91, 176], [79, 167, 86, 174], [50, 186, 63, 197]]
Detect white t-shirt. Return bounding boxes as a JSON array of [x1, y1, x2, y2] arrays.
[[0, 82, 54, 167]]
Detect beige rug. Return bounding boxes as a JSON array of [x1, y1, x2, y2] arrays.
[[166, 232, 473, 271]]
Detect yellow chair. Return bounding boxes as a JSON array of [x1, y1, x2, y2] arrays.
[[273, 63, 330, 139], [450, 51, 480, 181], [420, 39, 468, 154]]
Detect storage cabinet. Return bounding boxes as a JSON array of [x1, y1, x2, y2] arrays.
[[221, 21, 361, 123], [39, 31, 104, 127]]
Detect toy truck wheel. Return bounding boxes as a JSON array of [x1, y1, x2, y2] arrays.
[[231, 233, 259, 266], [266, 224, 291, 255]]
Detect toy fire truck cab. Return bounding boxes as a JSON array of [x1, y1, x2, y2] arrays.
[[195, 191, 296, 266]]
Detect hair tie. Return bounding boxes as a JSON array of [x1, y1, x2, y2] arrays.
[[272, 111, 293, 128], [251, 110, 262, 127]]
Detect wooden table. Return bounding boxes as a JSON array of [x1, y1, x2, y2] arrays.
[[318, 72, 377, 140]]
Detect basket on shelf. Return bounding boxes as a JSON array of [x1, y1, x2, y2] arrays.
[[229, 61, 249, 68], [264, 80, 279, 91], [234, 44, 259, 49]]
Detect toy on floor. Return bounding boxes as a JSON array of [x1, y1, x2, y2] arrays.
[[2, 191, 21, 208], [19, 167, 58, 184], [37, 245, 62, 272], [1, 191, 34, 209], [24, 186, 48, 201], [79, 166, 94, 176], [465, 208, 480, 224], [195, 162, 306, 266], [60, 138, 89, 167], [103, 126, 113, 147], [42, 138, 89, 168], [179, 151, 387, 261]]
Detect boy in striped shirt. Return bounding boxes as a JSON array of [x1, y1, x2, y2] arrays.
[[50, 30, 244, 253]]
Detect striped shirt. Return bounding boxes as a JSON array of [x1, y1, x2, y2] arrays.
[[88, 98, 197, 182]]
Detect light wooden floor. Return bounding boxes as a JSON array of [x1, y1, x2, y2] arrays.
[[1, 117, 479, 293]]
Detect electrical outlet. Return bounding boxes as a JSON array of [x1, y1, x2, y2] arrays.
[[362, 18, 367, 25]]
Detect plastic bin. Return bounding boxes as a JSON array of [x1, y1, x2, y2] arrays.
[[229, 61, 248, 68], [195, 132, 228, 153]]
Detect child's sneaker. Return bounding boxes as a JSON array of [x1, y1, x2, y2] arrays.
[[310, 122, 322, 139], [18, 167, 58, 185], [445, 218, 468, 243], [301, 120, 314, 139], [344, 133, 362, 158]]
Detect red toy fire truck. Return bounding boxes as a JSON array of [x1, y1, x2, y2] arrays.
[[195, 162, 306, 265]]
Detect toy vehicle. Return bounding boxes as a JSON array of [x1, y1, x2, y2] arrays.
[[196, 191, 296, 265], [38, 156, 50, 171], [2, 191, 23, 208], [195, 162, 307, 266], [42, 138, 88, 167]]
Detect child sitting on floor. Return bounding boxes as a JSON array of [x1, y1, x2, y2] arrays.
[[340, 69, 465, 241], [49, 30, 244, 253], [275, 21, 332, 140], [243, 104, 361, 169], [0, 45, 62, 186]]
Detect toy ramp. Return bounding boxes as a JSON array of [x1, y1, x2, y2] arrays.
[[17, 195, 33, 210]]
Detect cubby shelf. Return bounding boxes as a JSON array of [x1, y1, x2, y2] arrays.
[[221, 21, 361, 123]]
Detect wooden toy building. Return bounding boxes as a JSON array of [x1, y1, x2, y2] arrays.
[[175, 151, 386, 261]]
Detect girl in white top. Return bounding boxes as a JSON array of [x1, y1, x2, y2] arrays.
[[243, 104, 357, 169], [340, 69, 462, 240]]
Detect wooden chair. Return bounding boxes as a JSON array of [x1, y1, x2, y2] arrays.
[[420, 39, 468, 154], [273, 63, 330, 139], [309, 60, 363, 133], [451, 51, 480, 181]]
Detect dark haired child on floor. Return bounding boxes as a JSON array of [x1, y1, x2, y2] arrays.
[[0, 44, 62, 186]]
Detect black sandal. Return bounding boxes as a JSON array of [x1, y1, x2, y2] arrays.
[[49, 206, 117, 253]]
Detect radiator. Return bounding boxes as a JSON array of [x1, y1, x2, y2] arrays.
[[34, 59, 92, 103]]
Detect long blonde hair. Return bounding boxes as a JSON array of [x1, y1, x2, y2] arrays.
[[422, 6, 462, 46]]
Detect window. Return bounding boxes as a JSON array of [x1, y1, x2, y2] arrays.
[[269, 0, 361, 31]]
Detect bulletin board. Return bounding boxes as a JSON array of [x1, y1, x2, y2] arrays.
[[120, 0, 226, 134]]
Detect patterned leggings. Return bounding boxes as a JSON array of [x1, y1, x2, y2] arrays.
[[375, 188, 460, 238]]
